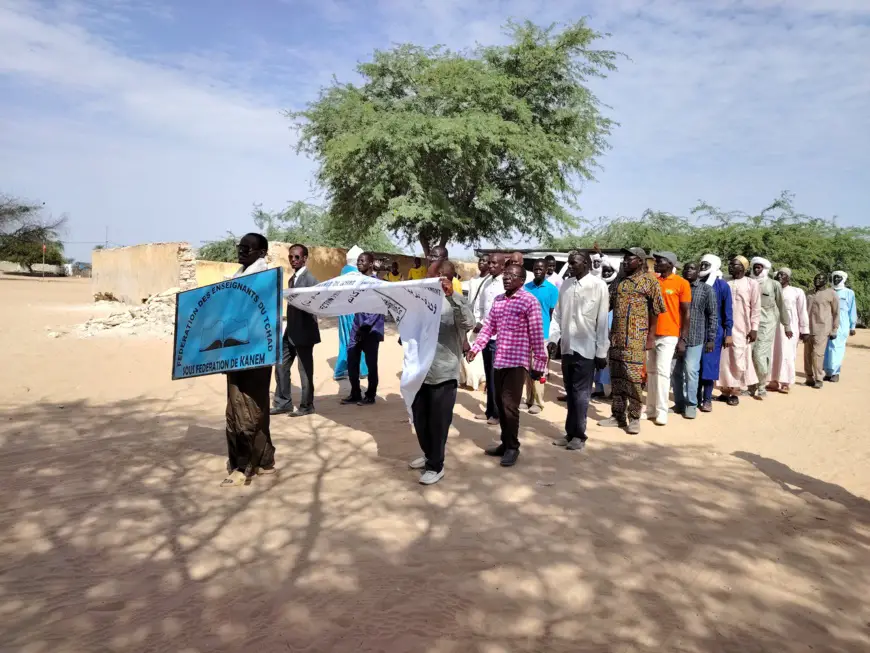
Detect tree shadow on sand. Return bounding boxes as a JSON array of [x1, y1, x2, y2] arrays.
[[2, 396, 869, 652]]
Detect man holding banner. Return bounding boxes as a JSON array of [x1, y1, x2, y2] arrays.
[[222, 233, 277, 486], [409, 260, 475, 485]]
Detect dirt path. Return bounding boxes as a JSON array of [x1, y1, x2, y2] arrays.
[[2, 276, 869, 652]]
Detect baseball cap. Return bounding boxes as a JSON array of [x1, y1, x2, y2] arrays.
[[652, 250, 680, 267], [626, 247, 647, 260]]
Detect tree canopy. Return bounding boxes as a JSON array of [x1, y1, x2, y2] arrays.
[[292, 19, 618, 254], [198, 201, 399, 262], [0, 194, 65, 270], [547, 192, 870, 323]]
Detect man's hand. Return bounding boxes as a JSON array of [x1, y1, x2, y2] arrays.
[[676, 338, 687, 356], [705, 341, 715, 353], [440, 276, 453, 297], [850, 329, 857, 336], [462, 340, 471, 354], [829, 333, 837, 340], [723, 335, 734, 348], [645, 334, 656, 351], [594, 357, 608, 370], [747, 329, 758, 344], [530, 370, 543, 382], [800, 333, 810, 343], [785, 329, 793, 339], [473, 322, 483, 334], [465, 350, 477, 363], [547, 342, 558, 359]]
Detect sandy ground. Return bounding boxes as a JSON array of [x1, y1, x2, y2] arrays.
[[2, 276, 869, 653]]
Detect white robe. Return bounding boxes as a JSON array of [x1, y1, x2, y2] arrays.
[[770, 286, 809, 385]]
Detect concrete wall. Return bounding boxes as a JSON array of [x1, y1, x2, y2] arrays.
[[92, 243, 196, 303], [195, 260, 240, 287]]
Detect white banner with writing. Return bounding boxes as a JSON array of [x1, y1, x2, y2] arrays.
[[284, 275, 443, 414]]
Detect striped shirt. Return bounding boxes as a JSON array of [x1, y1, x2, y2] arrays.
[[687, 279, 718, 347], [470, 288, 547, 372]]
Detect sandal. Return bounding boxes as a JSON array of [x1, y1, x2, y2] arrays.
[[726, 395, 739, 406], [779, 385, 790, 394], [220, 470, 247, 487]]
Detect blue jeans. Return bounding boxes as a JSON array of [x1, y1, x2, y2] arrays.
[[672, 344, 703, 413]]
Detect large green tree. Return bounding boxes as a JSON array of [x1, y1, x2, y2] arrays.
[[0, 194, 65, 271], [198, 201, 398, 262], [292, 19, 618, 254], [548, 192, 870, 323]]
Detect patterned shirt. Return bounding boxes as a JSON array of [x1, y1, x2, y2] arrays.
[[609, 271, 666, 354], [687, 280, 718, 347], [471, 288, 547, 372]]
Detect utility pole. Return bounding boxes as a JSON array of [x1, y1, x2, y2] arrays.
[[42, 242, 46, 281], [105, 226, 109, 249]]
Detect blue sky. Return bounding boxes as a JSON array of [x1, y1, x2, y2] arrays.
[[2, 0, 868, 263]]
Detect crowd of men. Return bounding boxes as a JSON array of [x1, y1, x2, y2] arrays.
[[218, 233, 859, 488]]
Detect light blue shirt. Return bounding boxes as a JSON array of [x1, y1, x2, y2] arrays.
[[523, 279, 559, 338]]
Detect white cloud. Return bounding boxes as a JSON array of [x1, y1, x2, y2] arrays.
[[0, 0, 868, 261]]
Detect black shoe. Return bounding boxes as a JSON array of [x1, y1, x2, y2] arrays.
[[340, 395, 362, 405], [500, 449, 520, 467], [484, 444, 506, 457], [358, 396, 376, 406], [830, 374, 840, 383], [823, 375, 832, 382], [289, 408, 314, 417], [805, 379, 815, 387], [270, 406, 294, 415]]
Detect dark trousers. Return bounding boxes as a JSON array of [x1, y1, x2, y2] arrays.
[[700, 379, 715, 403], [273, 332, 315, 411], [493, 367, 526, 450], [412, 380, 457, 473], [348, 333, 380, 399], [482, 340, 499, 419], [563, 352, 596, 442], [226, 367, 275, 476]]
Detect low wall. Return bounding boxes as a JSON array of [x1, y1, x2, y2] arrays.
[[195, 260, 241, 287], [92, 243, 196, 303]]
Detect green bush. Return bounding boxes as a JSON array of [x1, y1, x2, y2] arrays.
[[548, 193, 870, 324]]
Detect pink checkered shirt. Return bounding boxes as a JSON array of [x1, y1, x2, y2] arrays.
[[471, 288, 547, 373]]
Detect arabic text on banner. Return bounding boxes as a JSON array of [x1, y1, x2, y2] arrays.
[[285, 275, 444, 414]]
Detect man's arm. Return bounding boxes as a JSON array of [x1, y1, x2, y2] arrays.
[[775, 281, 791, 331], [449, 293, 475, 332], [547, 288, 564, 350], [646, 280, 665, 350], [594, 281, 610, 362], [469, 307, 498, 356], [526, 298, 547, 375], [830, 293, 840, 336]]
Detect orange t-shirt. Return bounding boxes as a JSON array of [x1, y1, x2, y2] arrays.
[[655, 274, 691, 337]]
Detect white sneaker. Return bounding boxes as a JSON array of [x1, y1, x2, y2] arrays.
[[419, 469, 444, 485], [409, 456, 427, 470], [654, 412, 668, 426], [566, 438, 586, 451], [552, 437, 570, 447]]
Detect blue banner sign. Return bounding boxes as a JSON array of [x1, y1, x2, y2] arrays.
[[172, 267, 283, 380]]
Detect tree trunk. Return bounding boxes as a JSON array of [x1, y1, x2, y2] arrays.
[[418, 234, 431, 257]]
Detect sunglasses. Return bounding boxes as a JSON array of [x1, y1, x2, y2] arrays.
[[237, 245, 259, 253], [290, 254, 305, 260]]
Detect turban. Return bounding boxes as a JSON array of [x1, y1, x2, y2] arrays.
[[700, 254, 723, 287]]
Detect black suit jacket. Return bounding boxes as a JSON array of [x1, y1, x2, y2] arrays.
[[286, 268, 321, 347]]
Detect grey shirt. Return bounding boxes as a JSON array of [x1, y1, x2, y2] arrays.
[[425, 291, 475, 385]]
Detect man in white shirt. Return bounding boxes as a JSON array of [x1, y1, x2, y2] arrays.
[[547, 250, 610, 451], [473, 253, 505, 424]]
